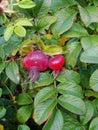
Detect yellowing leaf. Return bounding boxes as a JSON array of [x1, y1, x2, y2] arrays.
[[19, 39, 34, 56], [19, 44, 34, 56], [43, 45, 63, 55], [59, 37, 70, 46], [4, 25, 14, 41], [45, 34, 52, 40], [18, 0, 36, 9], [15, 18, 33, 26], [21, 39, 33, 46], [0, 124, 4, 130], [14, 26, 26, 37]]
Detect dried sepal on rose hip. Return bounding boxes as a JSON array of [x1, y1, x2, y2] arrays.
[[23, 50, 48, 83], [48, 54, 65, 78]]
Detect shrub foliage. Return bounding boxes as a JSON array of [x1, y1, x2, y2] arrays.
[[0, 0, 98, 130]]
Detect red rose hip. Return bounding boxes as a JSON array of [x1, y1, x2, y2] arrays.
[[48, 55, 65, 70], [23, 50, 48, 83]]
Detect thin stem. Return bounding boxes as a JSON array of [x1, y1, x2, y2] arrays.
[[52, 70, 58, 88], [2, 82, 14, 100], [5, 84, 14, 99]]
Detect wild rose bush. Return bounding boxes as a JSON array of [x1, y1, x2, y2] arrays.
[[0, 0, 98, 130]]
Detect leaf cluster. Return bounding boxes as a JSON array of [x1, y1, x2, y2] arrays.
[[1, 0, 98, 130]]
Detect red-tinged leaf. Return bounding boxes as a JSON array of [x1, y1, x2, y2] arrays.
[[33, 98, 57, 125], [43, 109, 63, 130]]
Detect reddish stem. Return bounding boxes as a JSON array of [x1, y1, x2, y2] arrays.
[[52, 70, 60, 79]]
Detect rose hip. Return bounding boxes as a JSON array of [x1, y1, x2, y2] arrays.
[[23, 50, 48, 83], [48, 55, 65, 71]]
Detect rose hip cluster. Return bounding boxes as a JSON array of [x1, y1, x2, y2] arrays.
[[23, 50, 65, 83]]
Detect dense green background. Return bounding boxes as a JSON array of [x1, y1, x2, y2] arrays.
[[1, 0, 98, 130]]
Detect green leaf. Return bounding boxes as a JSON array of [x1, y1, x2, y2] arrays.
[[18, 0, 36, 9], [51, 0, 77, 10], [51, 8, 77, 37], [79, 67, 90, 89], [34, 86, 56, 106], [78, 5, 90, 27], [0, 26, 6, 35], [33, 98, 57, 125], [90, 69, 98, 92], [14, 26, 26, 37], [65, 41, 82, 68], [63, 120, 84, 130], [0, 107, 6, 119], [43, 45, 63, 55], [76, 0, 87, 6], [17, 105, 33, 123], [18, 125, 30, 130], [80, 46, 98, 63], [57, 81, 83, 98], [33, 0, 52, 18], [37, 16, 57, 34], [58, 94, 86, 115], [62, 23, 88, 38], [62, 110, 85, 129], [6, 61, 20, 84], [85, 90, 98, 98], [4, 25, 14, 41], [0, 36, 6, 46], [0, 14, 6, 24], [0, 88, 2, 97], [90, 23, 98, 33], [81, 35, 98, 50], [80, 100, 94, 125], [89, 117, 98, 130], [0, 61, 5, 74], [43, 109, 63, 130], [17, 93, 33, 105], [0, 47, 5, 59], [94, 0, 98, 6], [56, 70, 80, 84], [78, 5, 98, 26], [34, 72, 54, 87], [93, 99, 98, 111], [87, 6, 98, 24], [3, 41, 20, 57], [15, 18, 32, 26]]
